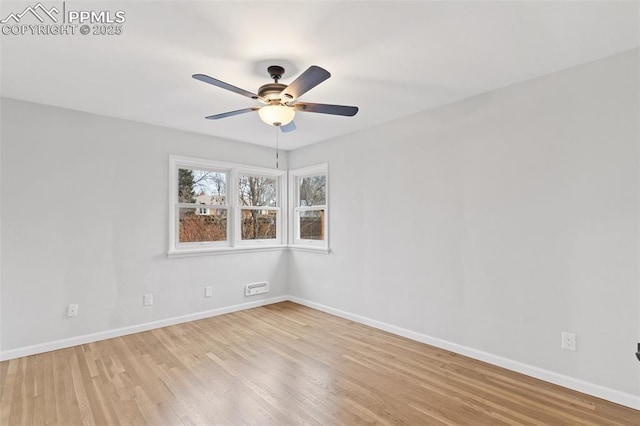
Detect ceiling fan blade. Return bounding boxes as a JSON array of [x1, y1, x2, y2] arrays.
[[294, 102, 359, 116], [280, 66, 330, 101], [193, 74, 260, 100], [205, 108, 258, 120], [280, 121, 296, 133]]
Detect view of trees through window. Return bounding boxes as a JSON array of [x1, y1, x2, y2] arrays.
[[178, 169, 279, 243], [239, 175, 278, 240], [299, 175, 326, 240], [171, 159, 327, 251], [178, 168, 228, 243]]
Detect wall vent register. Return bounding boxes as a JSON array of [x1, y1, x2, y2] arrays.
[[245, 281, 269, 296]]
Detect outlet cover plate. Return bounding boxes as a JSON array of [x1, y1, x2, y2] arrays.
[[143, 293, 153, 306], [562, 332, 576, 351], [67, 304, 79, 317]]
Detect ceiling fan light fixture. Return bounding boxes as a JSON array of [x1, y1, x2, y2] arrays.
[[258, 104, 295, 126], [193, 65, 358, 130]]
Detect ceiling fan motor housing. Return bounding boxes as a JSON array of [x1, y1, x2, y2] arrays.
[[258, 83, 287, 102]]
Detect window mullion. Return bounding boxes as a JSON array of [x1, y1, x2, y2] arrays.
[[230, 168, 238, 247]]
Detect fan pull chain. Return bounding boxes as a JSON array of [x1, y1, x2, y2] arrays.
[[275, 126, 279, 169]]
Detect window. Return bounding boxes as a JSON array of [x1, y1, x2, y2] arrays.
[[239, 174, 279, 241], [177, 167, 229, 245], [289, 163, 329, 250], [169, 156, 286, 256]]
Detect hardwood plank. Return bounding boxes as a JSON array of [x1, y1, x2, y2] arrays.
[[1, 301, 638, 425]]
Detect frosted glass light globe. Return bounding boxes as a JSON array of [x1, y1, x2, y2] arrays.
[[258, 104, 295, 126]]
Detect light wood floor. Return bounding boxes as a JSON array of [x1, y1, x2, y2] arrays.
[[1, 302, 638, 425]]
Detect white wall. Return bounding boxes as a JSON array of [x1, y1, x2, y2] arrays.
[[289, 49, 640, 397], [0, 99, 289, 353]]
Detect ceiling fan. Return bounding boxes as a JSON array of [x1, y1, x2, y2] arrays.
[[192, 65, 359, 132]]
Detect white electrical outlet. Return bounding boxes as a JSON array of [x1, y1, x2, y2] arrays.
[[204, 286, 213, 298], [562, 332, 576, 351], [67, 304, 79, 317], [143, 293, 153, 306]]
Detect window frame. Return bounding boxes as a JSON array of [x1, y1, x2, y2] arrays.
[[289, 163, 329, 252], [169, 156, 287, 257]]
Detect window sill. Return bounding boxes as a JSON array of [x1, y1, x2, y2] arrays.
[[167, 244, 331, 258], [287, 246, 331, 254], [167, 245, 287, 258]]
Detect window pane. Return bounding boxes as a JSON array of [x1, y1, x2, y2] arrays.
[[299, 210, 324, 240], [299, 175, 326, 206], [241, 209, 277, 240], [239, 175, 277, 207], [179, 208, 227, 242], [178, 168, 227, 205]]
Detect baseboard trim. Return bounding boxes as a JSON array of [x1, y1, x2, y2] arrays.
[[288, 296, 640, 411], [0, 295, 288, 361]]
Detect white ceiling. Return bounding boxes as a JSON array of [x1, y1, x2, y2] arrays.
[[1, 1, 638, 151]]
